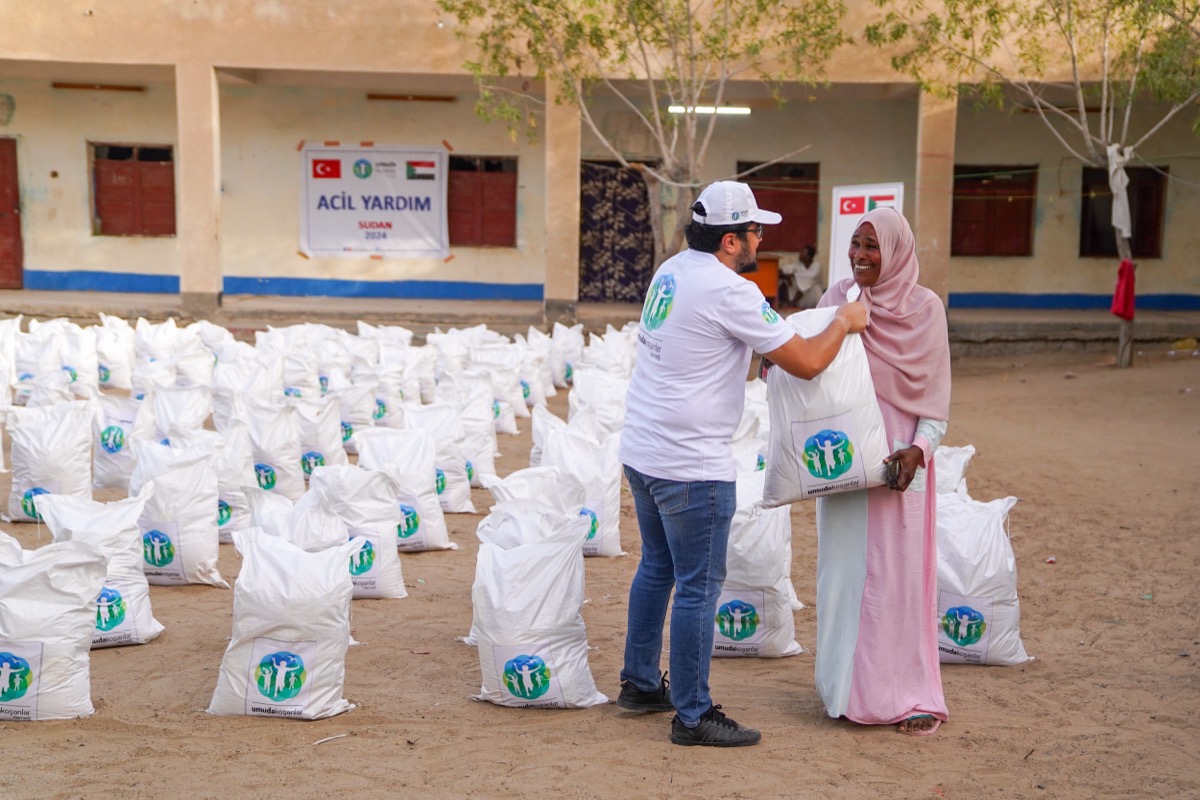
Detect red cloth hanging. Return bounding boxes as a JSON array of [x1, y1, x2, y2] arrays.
[[1111, 259, 1136, 321]]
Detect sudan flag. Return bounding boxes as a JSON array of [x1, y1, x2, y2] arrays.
[[406, 160, 436, 180]]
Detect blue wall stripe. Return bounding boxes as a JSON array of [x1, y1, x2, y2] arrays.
[[949, 293, 1200, 311], [222, 276, 544, 301], [19, 272, 1199, 310], [24, 270, 180, 293]]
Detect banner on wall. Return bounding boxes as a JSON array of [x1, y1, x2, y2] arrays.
[[300, 144, 449, 259], [828, 183, 904, 288]]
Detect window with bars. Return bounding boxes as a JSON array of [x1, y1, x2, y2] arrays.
[[448, 156, 518, 247], [91, 143, 176, 237], [1079, 165, 1167, 259], [951, 166, 1037, 257]]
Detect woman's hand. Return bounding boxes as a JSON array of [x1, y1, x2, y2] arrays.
[[883, 445, 925, 492]]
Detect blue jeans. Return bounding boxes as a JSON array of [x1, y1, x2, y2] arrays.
[[621, 465, 736, 727]]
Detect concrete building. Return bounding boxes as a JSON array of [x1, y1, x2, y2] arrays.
[[1, 1, 1197, 320]]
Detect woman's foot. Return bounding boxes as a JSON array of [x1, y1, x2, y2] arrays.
[[897, 715, 941, 736]]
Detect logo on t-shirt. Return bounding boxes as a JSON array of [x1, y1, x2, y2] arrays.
[[642, 274, 677, 331], [761, 302, 781, 324]]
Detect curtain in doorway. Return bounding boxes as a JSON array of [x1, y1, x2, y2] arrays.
[[578, 163, 654, 303]]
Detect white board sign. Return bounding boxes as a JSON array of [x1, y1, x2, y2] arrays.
[[300, 144, 449, 259], [829, 183, 904, 288]]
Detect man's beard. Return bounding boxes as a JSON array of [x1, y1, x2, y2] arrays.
[[734, 241, 757, 274]]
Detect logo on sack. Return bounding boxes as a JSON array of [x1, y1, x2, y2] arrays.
[[520, 380, 530, 400], [715, 599, 759, 641], [802, 429, 854, 480], [0, 653, 33, 702], [98, 364, 111, 384], [100, 425, 126, 454], [579, 507, 599, 540], [492, 400, 501, 420], [349, 538, 375, 576], [642, 273, 677, 331], [301, 451, 326, 476], [761, 303, 781, 324], [217, 499, 232, 527], [756, 453, 765, 471], [435, 468, 446, 495], [20, 488, 49, 521], [502, 654, 552, 700], [465, 461, 475, 482], [143, 529, 175, 567], [941, 605, 987, 647], [397, 504, 420, 539], [255, 463, 278, 491], [319, 375, 329, 393], [373, 398, 387, 421], [341, 422, 354, 443], [564, 363, 574, 384], [283, 387, 302, 398], [61, 365, 78, 382], [254, 651, 306, 702], [95, 586, 127, 632]]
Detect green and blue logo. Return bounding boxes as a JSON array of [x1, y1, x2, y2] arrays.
[[21, 487, 49, 521], [716, 599, 759, 641], [373, 398, 387, 421], [61, 365, 78, 382], [98, 364, 111, 384], [492, 399, 501, 419], [941, 606, 987, 647], [0, 653, 33, 702], [100, 425, 125, 454], [319, 375, 329, 394], [283, 386, 302, 398], [465, 460, 475, 483], [802, 430, 854, 480], [434, 468, 446, 495], [642, 273, 677, 331], [142, 529, 175, 568], [301, 451, 326, 476], [756, 453, 765, 471], [502, 653, 552, 700], [255, 463, 278, 491], [341, 422, 353, 443], [397, 504, 420, 539], [95, 586, 126, 632], [349, 538, 376, 576], [564, 363, 574, 384], [520, 380, 530, 400], [353, 159, 373, 179], [217, 499, 232, 527], [254, 651, 306, 701], [761, 302, 781, 324], [579, 507, 598, 540]]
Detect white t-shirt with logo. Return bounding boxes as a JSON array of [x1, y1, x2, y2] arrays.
[[620, 249, 794, 482]]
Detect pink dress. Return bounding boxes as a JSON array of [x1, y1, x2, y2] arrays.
[[813, 396, 948, 724]]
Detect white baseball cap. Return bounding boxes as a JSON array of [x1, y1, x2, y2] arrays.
[[691, 181, 782, 226]]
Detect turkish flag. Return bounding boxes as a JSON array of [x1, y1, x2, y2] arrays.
[[840, 196, 865, 214], [312, 159, 341, 179]]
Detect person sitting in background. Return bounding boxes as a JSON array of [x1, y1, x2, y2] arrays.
[[778, 245, 823, 309]]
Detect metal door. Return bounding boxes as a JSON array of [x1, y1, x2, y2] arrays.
[[0, 138, 22, 289]]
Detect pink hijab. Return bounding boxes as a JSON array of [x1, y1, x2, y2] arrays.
[[820, 207, 951, 420]]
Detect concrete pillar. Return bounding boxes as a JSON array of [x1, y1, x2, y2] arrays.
[[914, 92, 957, 303], [175, 61, 222, 317], [542, 79, 582, 326]]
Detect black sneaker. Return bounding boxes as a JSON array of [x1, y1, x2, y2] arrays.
[[670, 705, 762, 747], [616, 673, 673, 712]]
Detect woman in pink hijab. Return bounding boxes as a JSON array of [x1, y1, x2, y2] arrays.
[[814, 207, 952, 735]]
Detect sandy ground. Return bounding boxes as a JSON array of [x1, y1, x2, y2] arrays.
[[1, 347, 1198, 800]]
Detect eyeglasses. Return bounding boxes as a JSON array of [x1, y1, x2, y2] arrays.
[[741, 225, 764, 240]]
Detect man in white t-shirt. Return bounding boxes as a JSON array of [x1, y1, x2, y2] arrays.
[[616, 181, 867, 747]]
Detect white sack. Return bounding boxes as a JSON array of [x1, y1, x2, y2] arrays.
[[936, 493, 1032, 666], [206, 530, 358, 719], [763, 307, 888, 505], [94, 394, 155, 491], [95, 313, 135, 391], [37, 486, 163, 648], [0, 534, 107, 720], [241, 396, 306, 501], [310, 466, 408, 600], [7, 402, 94, 522], [290, 396, 350, 479], [935, 444, 977, 496], [472, 502, 608, 708], [713, 470, 802, 658], [354, 429, 455, 552], [245, 487, 350, 553], [541, 428, 623, 557], [129, 441, 227, 588]]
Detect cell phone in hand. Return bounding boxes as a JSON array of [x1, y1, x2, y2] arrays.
[[885, 458, 902, 488]]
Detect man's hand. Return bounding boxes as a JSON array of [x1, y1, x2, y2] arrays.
[[836, 302, 868, 334]]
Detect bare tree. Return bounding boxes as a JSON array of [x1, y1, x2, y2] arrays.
[[437, 0, 849, 265], [867, 0, 1199, 366]]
